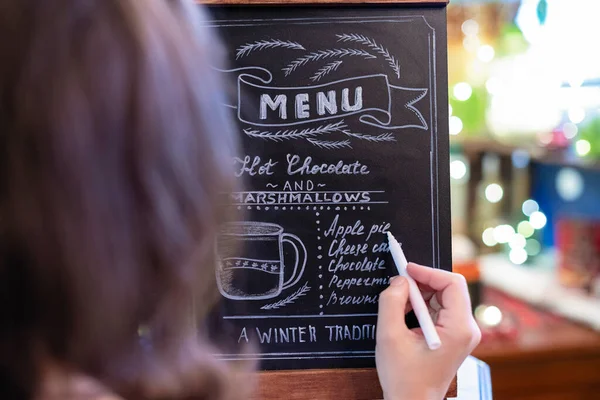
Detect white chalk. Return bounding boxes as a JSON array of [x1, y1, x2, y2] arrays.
[[387, 231, 442, 350]]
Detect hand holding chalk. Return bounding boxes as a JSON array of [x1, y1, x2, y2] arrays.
[[386, 232, 441, 350], [375, 237, 481, 400]]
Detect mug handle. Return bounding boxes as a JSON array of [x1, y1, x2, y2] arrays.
[[281, 233, 307, 291]]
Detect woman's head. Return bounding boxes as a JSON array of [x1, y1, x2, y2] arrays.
[[0, 0, 241, 398]]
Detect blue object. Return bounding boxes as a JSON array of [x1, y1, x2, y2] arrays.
[[531, 163, 600, 247]]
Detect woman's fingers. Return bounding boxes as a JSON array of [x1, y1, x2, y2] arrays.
[[406, 263, 474, 327], [377, 276, 412, 340]]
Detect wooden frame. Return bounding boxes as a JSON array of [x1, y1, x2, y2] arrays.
[[201, 0, 455, 398], [254, 368, 458, 399]]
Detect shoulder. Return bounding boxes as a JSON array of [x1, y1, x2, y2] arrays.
[[71, 376, 123, 400], [38, 373, 124, 400]]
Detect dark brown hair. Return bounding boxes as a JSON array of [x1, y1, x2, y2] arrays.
[[0, 1, 247, 399]]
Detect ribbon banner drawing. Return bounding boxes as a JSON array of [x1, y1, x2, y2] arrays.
[[219, 67, 429, 131]]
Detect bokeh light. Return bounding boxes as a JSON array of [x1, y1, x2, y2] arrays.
[[575, 139, 591, 156], [494, 224, 515, 244], [563, 122, 578, 139], [529, 211, 548, 230], [526, 239, 542, 256], [485, 183, 504, 203], [509, 234, 527, 250], [449, 116, 464, 135], [482, 228, 497, 247], [477, 45, 495, 63], [461, 19, 479, 36], [511, 149, 530, 169], [463, 36, 480, 52], [450, 160, 467, 180], [517, 221, 535, 238], [522, 199, 539, 216], [556, 167, 584, 201], [482, 306, 503, 327], [509, 248, 528, 265], [453, 82, 473, 101]]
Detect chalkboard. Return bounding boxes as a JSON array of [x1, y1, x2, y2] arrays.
[[204, 4, 451, 371]]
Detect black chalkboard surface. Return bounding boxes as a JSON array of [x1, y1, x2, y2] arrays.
[[204, 4, 451, 371]]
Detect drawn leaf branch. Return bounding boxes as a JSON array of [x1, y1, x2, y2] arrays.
[[310, 60, 344, 82], [260, 282, 311, 310], [236, 39, 305, 59], [243, 121, 347, 142], [337, 34, 401, 79], [283, 48, 376, 76], [307, 138, 352, 149], [341, 130, 396, 143]]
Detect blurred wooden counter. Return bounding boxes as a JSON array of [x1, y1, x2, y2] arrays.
[[473, 288, 600, 400]]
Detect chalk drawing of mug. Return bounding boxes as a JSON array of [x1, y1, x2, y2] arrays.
[[216, 222, 307, 301]]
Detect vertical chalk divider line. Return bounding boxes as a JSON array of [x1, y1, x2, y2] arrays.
[[316, 209, 324, 315], [316, 211, 323, 315]]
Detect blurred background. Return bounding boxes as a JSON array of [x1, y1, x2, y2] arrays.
[[447, 0, 600, 398]]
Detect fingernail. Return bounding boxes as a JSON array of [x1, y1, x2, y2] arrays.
[[390, 276, 406, 286]]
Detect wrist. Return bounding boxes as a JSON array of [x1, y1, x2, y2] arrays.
[[384, 387, 444, 400]]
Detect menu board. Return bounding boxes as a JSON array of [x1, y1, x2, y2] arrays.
[[205, 4, 451, 370]]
